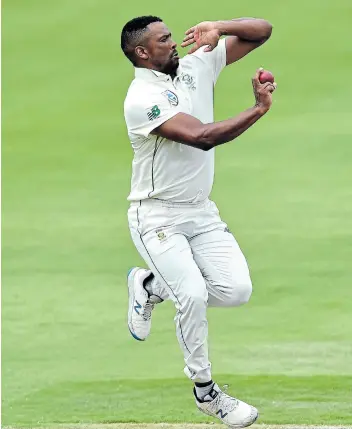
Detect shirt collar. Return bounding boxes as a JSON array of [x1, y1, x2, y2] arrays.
[[134, 65, 182, 82]]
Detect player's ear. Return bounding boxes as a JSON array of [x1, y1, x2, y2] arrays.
[[135, 46, 149, 61]]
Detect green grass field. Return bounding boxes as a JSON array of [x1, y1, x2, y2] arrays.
[[2, 0, 352, 427]]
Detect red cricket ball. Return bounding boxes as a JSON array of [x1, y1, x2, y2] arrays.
[[259, 70, 275, 84]]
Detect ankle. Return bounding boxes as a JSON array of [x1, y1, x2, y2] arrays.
[[195, 380, 214, 400]]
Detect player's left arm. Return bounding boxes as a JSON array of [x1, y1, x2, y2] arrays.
[[181, 18, 272, 65]]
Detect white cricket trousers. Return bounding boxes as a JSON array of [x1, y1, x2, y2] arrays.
[[128, 198, 253, 383]]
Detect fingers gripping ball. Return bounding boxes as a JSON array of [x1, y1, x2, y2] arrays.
[[259, 70, 275, 84]]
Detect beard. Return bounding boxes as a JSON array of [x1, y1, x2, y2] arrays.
[[162, 56, 179, 76]]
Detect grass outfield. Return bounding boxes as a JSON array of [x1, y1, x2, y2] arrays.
[[2, 0, 352, 427], [3, 376, 352, 424], [3, 426, 352, 429]]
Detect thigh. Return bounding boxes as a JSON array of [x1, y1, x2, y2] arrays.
[[128, 204, 208, 307], [189, 227, 252, 306]]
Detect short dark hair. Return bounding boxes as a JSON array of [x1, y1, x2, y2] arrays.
[[121, 16, 162, 65]]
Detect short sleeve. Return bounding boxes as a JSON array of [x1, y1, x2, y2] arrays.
[[191, 38, 227, 84], [124, 89, 181, 138]]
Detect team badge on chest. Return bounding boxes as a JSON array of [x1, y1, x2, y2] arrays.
[[162, 90, 179, 106]]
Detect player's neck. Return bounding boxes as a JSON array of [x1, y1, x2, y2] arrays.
[[137, 63, 178, 81]]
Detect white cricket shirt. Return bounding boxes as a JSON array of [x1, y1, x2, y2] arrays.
[[124, 38, 227, 203]]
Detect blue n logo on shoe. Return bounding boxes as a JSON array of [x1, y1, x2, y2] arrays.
[[216, 409, 228, 418], [134, 300, 142, 315]]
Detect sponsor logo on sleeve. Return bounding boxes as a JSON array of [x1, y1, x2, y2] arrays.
[[147, 105, 161, 121]]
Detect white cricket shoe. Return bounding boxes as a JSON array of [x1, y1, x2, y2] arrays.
[[194, 383, 258, 428], [127, 267, 161, 341]]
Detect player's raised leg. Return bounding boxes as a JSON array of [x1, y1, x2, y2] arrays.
[[184, 198, 252, 310], [190, 227, 253, 309], [128, 202, 213, 383]]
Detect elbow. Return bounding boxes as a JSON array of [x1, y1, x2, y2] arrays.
[[201, 143, 214, 151], [261, 19, 273, 40], [198, 140, 214, 151]]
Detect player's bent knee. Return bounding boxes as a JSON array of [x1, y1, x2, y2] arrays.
[[228, 280, 252, 307], [237, 280, 253, 305]]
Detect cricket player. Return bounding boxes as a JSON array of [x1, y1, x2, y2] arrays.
[[121, 15, 276, 427]]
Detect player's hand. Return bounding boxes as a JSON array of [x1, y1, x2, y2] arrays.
[[181, 21, 221, 54], [252, 68, 277, 113]]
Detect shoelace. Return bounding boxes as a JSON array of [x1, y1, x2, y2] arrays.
[[142, 301, 154, 321], [207, 385, 239, 415]]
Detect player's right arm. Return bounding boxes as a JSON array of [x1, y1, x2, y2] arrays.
[[152, 69, 276, 151]]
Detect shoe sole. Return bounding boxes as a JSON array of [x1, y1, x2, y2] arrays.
[[197, 405, 258, 429], [227, 407, 259, 428], [127, 267, 145, 342]]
